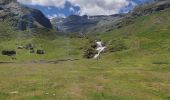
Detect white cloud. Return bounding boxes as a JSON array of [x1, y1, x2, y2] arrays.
[[18, 0, 66, 8], [47, 7, 52, 10], [48, 14, 66, 19], [69, 0, 131, 15], [17, 0, 133, 15], [69, 7, 75, 12]]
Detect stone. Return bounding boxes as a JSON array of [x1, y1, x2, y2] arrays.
[[2, 50, 16, 56]]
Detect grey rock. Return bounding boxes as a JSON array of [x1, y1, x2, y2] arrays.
[[51, 14, 125, 33]]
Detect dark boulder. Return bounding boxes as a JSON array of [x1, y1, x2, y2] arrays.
[[2, 50, 16, 56], [36, 50, 45, 54]]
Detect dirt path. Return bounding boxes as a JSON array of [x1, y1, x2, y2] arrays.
[[0, 58, 80, 65]]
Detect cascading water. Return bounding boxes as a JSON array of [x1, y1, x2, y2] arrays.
[[94, 41, 106, 59]]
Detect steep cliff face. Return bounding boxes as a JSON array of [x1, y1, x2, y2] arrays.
[[129, 0, 170, 18], [51, 14, 125, 33], [0, 0, 52, 30], [58, 15, 98, 33]]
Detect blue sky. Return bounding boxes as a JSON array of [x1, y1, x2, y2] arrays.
[[18, 0, 153, 18], [28, 1, 80, 18]]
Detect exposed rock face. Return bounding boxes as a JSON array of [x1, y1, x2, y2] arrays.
[[129, 0, 170, 18], [52, 15, 98, 33], [86, 0, 170, 34], [51, 14, 125, 33], [53, 0, 170, 34], [0, 1, 52, 30], [114, 0, 170, 29]]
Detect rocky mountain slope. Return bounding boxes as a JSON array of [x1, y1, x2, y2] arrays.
[[0, 0, 52, 30], [51, 14, 125, 33], [51, 0, 170, 34], [88, 0, 170, 34]]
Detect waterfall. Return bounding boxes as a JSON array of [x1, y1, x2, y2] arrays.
[[94, 41, 106, 59]]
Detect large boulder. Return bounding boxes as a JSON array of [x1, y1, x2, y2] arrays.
[[2, 50, 16, 56], [36, 50, 45, 54]]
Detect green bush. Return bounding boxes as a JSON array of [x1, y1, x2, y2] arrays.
[[108, 39, 128, 52], [83, 46, 97, 59]]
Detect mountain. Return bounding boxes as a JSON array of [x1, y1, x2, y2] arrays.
[[0, 0, 52, 30], [51, 14, 125, 33], [51, 0, 170, 34], [87, 0, 170, 34]]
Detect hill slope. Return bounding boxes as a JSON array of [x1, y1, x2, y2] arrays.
[[88, 0, 170, 34]]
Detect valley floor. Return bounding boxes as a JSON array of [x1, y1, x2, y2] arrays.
[[0, 57, 170, 100]]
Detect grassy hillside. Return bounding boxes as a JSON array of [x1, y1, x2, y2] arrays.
[[0, 20, 88, 62], [0, 6, 170, 100]]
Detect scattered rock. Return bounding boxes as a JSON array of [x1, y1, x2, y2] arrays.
[[17, 46, 24, 49], [9, 91, 18, 95], [45, 93, 49, 95], [1, 50, 16, 56], [36, 49, 45, 54]]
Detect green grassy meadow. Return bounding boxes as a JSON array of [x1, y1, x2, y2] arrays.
[[0, 57, 170, 100], [0, 7, 170, 100]]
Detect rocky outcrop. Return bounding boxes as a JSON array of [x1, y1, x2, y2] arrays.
[[129, 1, 170, 18], [52, 1, 170, 34], [88, 0, 170, 34], [51, 14, 125, 33], [114, 1, 170, 29], [52, 15, 98, 33], [0, 0, 52, 30]]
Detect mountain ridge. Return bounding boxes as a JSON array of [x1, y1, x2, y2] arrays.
[[0, 0, 52, 31], [51, 14, 125, 33], [51, 0, 170, 34]]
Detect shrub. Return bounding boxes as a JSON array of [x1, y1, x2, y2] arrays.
[[108, 39, 128, 52], [83, 46, 97, 59]]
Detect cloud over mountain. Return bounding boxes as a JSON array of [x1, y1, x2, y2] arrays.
[[18, 0, 136, 15]]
